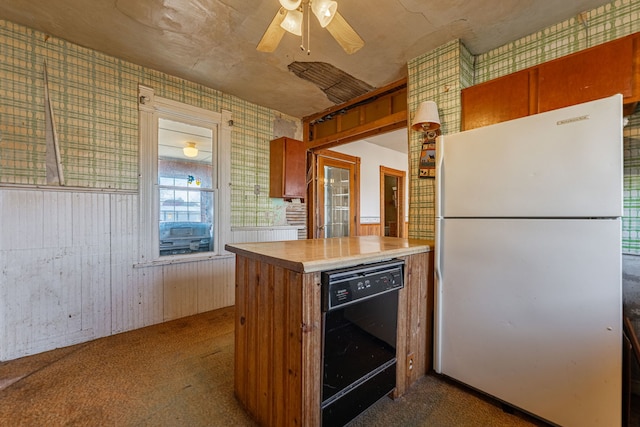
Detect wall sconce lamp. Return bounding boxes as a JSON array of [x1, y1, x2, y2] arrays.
[[412, 101, 440, 179], [183, 142, 199, 158], [411, 100, 441, 141]]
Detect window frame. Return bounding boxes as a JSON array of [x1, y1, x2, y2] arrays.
[[137, 85, 232, 265]]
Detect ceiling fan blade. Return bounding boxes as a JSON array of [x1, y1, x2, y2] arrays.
[[325, 11, 364, 54], [257, 8, 287, 52]]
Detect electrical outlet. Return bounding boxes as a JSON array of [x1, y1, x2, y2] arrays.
[[254, 184, 260, 195], [407, 352, 415, 371]]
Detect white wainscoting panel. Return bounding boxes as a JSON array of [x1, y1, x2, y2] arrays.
[[0, 189, 299, 361], [0, 190, 111, 360], [196, 256, 235, 313], [109, 193, 164, 334]]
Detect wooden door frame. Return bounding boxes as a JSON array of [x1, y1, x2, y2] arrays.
[[309, 149, 360, 239], [379, 166, 406, 238], [303, 79, 408, 240]]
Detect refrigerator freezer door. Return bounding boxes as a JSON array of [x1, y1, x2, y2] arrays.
[[438, 94, 623, 218], [434, 217, 621, 427]]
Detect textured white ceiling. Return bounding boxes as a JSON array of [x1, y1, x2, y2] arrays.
[[0, 0, 610, 118]]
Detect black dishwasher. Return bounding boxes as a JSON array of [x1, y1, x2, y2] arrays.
[[321, 259, 404, 426]]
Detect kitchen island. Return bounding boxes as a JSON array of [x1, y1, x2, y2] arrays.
[[225, 236, 434, 427]]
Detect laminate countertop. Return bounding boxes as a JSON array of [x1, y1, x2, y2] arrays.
[[225, 235, 433, 273]]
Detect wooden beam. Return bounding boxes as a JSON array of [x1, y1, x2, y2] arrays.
[[307, 110, 407, 151], [304, 78, 408, 150]]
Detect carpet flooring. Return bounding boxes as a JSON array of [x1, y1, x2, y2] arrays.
[[0, 306, 624, 426]]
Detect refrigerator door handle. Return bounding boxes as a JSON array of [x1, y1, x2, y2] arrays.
[[434, 135, 445, 372], [433, 218, 443, 373], [435, 135, 444, 217]]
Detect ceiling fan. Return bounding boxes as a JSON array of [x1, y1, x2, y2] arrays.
[[257, 0, 364, 55]]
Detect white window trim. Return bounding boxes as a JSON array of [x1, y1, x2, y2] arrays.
[[136, 84, 232, 267]]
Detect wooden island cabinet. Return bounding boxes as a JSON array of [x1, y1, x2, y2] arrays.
[[225, 236, 434, 426]]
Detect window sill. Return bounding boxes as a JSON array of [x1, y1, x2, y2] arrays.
[[133, 252, 235, 268]]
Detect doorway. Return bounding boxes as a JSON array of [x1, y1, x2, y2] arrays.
[[380, 166, 406, 238], [316, 150, 360, 239]]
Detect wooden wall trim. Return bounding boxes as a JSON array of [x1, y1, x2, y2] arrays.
[[379, 166, 406, 238]]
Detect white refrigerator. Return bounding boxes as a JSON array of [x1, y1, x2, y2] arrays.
[[434, 94, 623, 427]]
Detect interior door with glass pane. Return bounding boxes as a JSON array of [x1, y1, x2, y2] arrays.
[[317, 154, 358, 238]]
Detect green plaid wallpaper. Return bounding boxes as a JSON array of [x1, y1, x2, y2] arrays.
[[0, 19, 298, 227], [407, 0, 640, 256], [624, 113, 640, 253], [406, 40, 470, 239]]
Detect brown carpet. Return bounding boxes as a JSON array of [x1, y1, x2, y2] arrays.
[[0, 306, 603, 426]]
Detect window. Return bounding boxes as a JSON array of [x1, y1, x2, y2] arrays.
[[158, 118, 215, 256], [138, 85, 231, 264]]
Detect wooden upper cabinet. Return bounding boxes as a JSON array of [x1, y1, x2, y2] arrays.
[[461, 70, 534, 131], [269, 137, 306, 200], [538, 34, 636, 113], [304, 79, 407, 150], [462, 32, 640, 130]]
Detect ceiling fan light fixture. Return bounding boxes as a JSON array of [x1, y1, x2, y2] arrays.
[[311, 0, 337, 27], [279, 0, 302, 11], [183, 142, 199, 158], [280, 9, 303, 36]]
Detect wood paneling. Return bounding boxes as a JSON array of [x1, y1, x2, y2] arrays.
[[394, 251, 433, 396], [359, 223, 381, 236], [407, 252, 434, 381], [359, 222, 408, 237], [234, 255, 321, 426]]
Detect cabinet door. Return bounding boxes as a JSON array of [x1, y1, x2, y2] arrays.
[[538, 35, 635, 113], [461, 70, 533, 130], [269, 137, 306, 199]]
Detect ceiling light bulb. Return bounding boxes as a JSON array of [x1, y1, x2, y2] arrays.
[[280, 9, 303, 36], [311, 0, 337, 27], [183, 142, 198, 158], [279, 0, 302, 11]]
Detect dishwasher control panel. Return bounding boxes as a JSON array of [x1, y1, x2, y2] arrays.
[[321, 259, 404, 311]]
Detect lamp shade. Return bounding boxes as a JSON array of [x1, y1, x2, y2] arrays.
[[279, 0, 302, 11], [183, 142, 198, 158], [280, 9, 303, 36], [411, 101, 441, 132], [311, 0, 337, 27]]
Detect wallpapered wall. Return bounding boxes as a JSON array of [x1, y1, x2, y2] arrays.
[[2, 1, 639, 236], [407, 0, 640, 256], [0, 19, 299, 228]]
